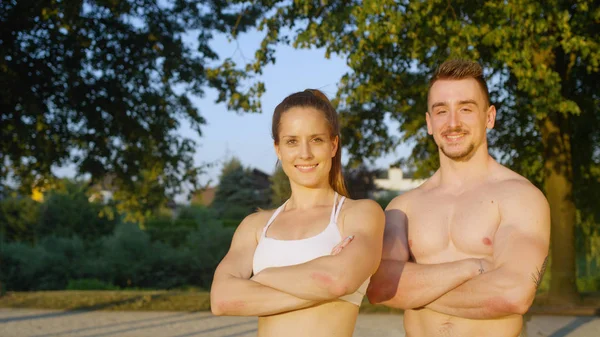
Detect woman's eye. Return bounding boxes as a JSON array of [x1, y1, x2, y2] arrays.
[[286, 139, 297, 145], [313, 138, 323, 143]]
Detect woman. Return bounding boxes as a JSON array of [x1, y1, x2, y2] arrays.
[[210, 89, 384, 337]]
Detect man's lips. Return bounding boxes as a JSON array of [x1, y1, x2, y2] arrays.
[[442, 131, 468, 142]]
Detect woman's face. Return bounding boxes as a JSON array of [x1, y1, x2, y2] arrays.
[[275, 107, 338, 190]]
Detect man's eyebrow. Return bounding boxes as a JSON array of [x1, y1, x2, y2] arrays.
[[458, 99, 479, 106], [431, 100, 479, 110], [431, 101, 448, 109]]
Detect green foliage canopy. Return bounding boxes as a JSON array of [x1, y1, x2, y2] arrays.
[[0, 0, 265, 219]]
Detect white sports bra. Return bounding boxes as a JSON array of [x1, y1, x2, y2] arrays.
[[252, 192, 369, 306]]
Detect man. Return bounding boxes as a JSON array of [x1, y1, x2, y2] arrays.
[[366, 59, 550, 337]]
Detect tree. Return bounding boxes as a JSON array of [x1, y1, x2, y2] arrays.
[[212, 157, 271, 227], [344, 164, 379, 200], [37, 179, 119, 241], [0, 0, 265, 220], [0, 196, 40, 243], [225, 0, 600, 303], [270, 165, 291, 206]]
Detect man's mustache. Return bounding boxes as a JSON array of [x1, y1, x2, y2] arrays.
[[441, 128, 469, 136]]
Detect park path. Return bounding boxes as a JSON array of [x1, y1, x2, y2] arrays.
[[1, 309, 599, 337]]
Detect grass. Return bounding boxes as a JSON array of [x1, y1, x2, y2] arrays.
[[0, 290, 400, 313], [0, 290, 211, 312]]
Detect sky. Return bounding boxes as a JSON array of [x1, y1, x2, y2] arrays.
[[51, 28, 414, 202], [185, 30, 412, 189]]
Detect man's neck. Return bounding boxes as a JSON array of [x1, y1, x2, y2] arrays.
[[438, 146, 493, 189]]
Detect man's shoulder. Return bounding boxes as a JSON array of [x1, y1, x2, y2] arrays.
[[492, 164, 543, 198], [385, 184, 429, 212], [491, 167, 549, 215]]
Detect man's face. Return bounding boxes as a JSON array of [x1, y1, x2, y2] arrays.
[[426, 78, 496, 161]]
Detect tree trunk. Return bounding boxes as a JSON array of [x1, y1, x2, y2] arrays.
[[541, 114, 579, 304]]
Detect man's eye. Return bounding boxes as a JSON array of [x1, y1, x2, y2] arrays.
[[437, 110, 447, 114]]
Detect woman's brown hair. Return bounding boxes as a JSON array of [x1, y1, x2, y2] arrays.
[[272, 89, 349, 197]]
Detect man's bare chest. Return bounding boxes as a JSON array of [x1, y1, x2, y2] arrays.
[[407, 191, 501, 261]]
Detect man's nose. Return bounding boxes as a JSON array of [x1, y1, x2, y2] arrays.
[[448, 110, 460, 127]]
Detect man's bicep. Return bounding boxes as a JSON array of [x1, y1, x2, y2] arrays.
[[381, 207, 410, 262], [494, 186, 550, 288]]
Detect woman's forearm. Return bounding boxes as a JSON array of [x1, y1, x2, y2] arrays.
[[251, 256, 347, 301], [211, 276, 322, 316]]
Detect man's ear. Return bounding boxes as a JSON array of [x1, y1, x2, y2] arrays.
[[486, 105, 497, 129], [426, 112, 433, 135]]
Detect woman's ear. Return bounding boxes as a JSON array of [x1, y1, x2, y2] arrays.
[[331, 135, 339, 158], [274, 142, 281, 161]]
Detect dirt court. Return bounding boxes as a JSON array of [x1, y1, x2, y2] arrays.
[[1, 308, 599, 337]]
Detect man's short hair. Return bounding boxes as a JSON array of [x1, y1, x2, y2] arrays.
[[429, 59, 490, 107]]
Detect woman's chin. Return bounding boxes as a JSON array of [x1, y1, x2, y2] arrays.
[[290, 177, 327, 189]]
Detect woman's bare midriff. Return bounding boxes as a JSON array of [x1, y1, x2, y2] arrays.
[[258, 300, 359, 337], [404, 309, 523, 337]]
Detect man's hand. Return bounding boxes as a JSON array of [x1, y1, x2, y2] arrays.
[[331, 235, 355, 255], [479, 258, 494, 274]]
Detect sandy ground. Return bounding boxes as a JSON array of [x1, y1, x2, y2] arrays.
[[1, 309, 600, 337]]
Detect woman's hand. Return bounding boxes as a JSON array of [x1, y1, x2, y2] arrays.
[[330, 235, 355, 255]]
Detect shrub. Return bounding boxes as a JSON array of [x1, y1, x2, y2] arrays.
[[184, 220, 234, 288], [67, 279, 120, 290], [37, 182, 118, 240], [0, 197, 40, 243], [0, 241, 45, 291], [35, 236, 87, 290], [99, 223, 154, 288], [0, 205, 237, 291]]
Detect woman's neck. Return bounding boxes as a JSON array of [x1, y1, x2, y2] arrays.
[[287, 185, 336, 210]]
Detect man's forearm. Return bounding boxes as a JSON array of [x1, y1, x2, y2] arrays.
[[425, 268, 531, 319], [368, 259, 480, 309], [211, 277, 321, 316]]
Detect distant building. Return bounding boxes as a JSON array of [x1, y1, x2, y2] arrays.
[[249, 168, 271, 191], [373, 167, 425, 197], [88, 174, 116, 203], [191, 186, 216, 206], [191, 168, 271, 207]]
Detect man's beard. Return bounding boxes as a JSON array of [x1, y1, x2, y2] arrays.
[[439, 127, 477, 161], [440, 142, 476, 161]]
